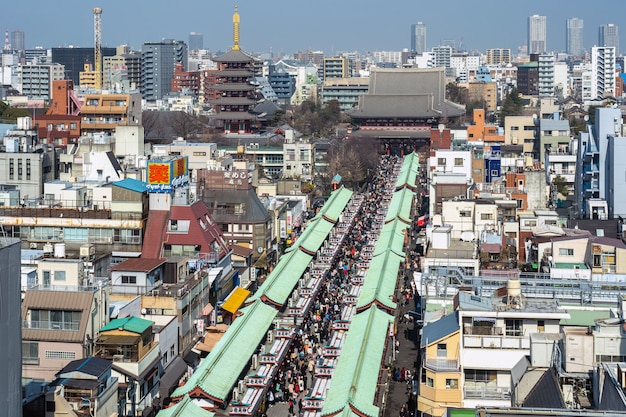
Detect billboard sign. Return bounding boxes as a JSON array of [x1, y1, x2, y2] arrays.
[[146, 157, 189, 193]]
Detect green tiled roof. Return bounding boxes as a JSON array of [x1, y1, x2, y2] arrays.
[[172, 300, 277, 401], [560, 309, 610, 327], [384, 187, 415, 224], [356, 250, 403, 311], [155, 395, 215, 417], [394, 152, 420, 189], [317, 186, 353, 222], [285, 216, 335, 255], [321, 306, 393, 417], [374, 223, 406, 257], [100, 316, 153, 334], [259, 248, 313, 306]]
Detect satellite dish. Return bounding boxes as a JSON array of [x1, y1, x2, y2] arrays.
[[584, 115, 589, 122], [141, 308, 147, 315]]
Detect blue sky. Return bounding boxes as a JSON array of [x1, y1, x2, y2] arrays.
[[3, 0, 623, 55]]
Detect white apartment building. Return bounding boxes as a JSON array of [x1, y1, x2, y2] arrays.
[[587, 46, 616, 100]]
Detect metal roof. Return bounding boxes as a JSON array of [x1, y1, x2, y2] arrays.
[[113, 178, 147, 193], [56, 357, 111, 380], [221, 286, 250, 314], [22, 289, 95, 343], [321, 306, 393, 417], [421, 311, 460, 347], [253, 248, 313, 307], [100, 316, 154, 334], [171, 300, 277, 402], [356, 250, 403, 312], [384, 187, 415, 224], [374, 222, 407, 257]]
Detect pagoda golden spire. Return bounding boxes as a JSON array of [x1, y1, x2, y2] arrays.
[[232, 6, 240, 50]]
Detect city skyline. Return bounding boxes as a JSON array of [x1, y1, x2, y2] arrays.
[[2, 0, 624, 55]]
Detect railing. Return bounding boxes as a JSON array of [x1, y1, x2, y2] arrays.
[[23, 320, 80, 331], [463, 385, 511, 399], [424, 358, 459, 372], [463, 334, 529, 349]]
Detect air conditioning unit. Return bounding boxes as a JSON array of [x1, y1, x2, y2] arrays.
[[30, 242, 38, 249], [112, 354, 124, 362]]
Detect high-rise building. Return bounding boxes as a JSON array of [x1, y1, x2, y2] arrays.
[[566, 18, 584, 56], [432, 45, 452, 74], [0, 239, 22, 417], [141, 39, 188, 101], [411, 22, 427, 54], [537, 53, 555, 97], [587, 46, 616, 100], [51, 47, 116, 85], [528, 14, 547, 54], [10, 29, 24, 52], [189, 32, 203, 51], [599, 23, 619, 55]]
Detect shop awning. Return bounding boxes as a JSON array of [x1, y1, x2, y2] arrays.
[[253, 251, 269, 268], [201, 302, 213, 316], [221, 286, 251, 314]]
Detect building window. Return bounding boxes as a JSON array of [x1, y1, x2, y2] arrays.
[[446, 378, 459, 389], [437, 343, 447, 357], [511, 126, 519, 131], [23, 342, 39, 364], [18, 159, 22, 179], [559, 248, 574, 256], [538, 320, 545, 332], [26, 159, 31, 180], [9, 159, 14, 180], [505, 319, 523, 336], [459, 210, 471, 217], [54, 271, 66, 282], [437, 158, 446, 166], [121, 275, 137, 284], [169, 220, 178, 231], [480, 213, 493, 220], [426, 377, 434, 387], [454, 158, 464, 166], [192, 151, 206, 156]]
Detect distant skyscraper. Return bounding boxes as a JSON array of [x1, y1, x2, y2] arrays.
[[599, 24, 619, 55], [10, 29, 24, 51], [528, 14, 547, 54], [189, 32, 203, 51], [411, 22, 427, 54], [566, 18, 584, 56]]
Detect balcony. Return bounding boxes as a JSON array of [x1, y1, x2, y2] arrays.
[[463, 385, 511, 399], [424, 358, 460, 372], [464, 334, 529, 349]]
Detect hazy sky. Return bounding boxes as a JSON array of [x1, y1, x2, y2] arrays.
[[3, 0, 623, 55]]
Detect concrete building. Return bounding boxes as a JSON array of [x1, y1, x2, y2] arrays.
[[80, 90, 142, 137], [10, 29, 25, 52], [323, 57, 350, 80], [528, 15, 547, 54], [586, 46, 616, 100], [103, 48, 142, 92], [411, 22, 427, 54], [485, 48, 511, 65], [17, 63, 64, 99], [320, 77, 368, 111], [599, 23, 620, 55], [51, 47, 116, 85], [566, 18, 585, 56], [575, 107, 626, 220], [504, 115, 537, 156], [0, 239, 21, 417], [537, 54, 555, 97], [141, 39, 188, 101], [188, 32, 203, 51], [21, 285, 109, 382]]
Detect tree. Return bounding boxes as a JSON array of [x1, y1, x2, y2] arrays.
[[170, 111, 204, 139], [0, 101, 29, 122], [446, 83, 469, 105], [499, 87, 524, 121], [552, 175, 569, 196]]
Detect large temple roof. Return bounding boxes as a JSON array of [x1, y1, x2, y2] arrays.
[[212, 49, 259, 63], [347, 67, 465, 119]]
